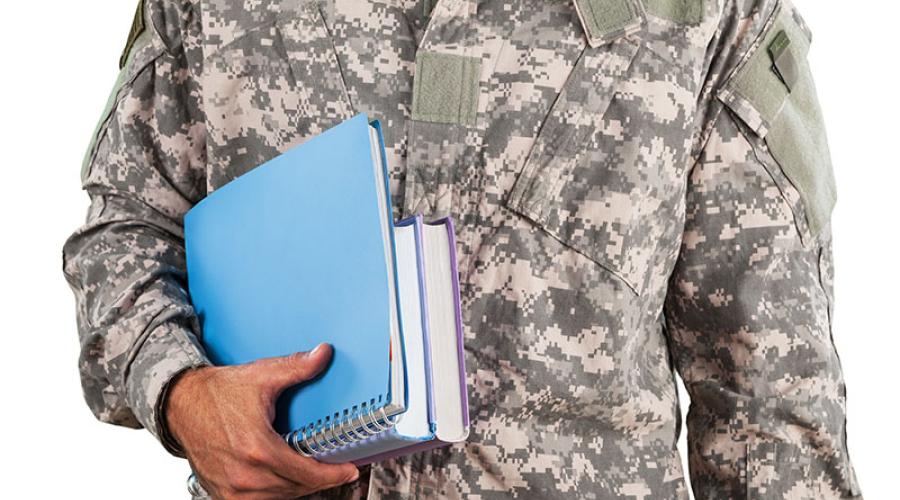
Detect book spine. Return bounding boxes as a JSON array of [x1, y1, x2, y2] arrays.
[[284, 404, 398, 457], [429, 217, 471, 429], [412, 217, 437, 426]]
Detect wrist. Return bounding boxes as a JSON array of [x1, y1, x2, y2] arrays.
[[163, 366, 213, 453], [122, 321, 211, 456]]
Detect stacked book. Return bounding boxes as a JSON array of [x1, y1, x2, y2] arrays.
[[184, 115, 469, 464]]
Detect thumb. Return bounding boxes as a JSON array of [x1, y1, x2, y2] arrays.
[[249, 343, 333, 396]]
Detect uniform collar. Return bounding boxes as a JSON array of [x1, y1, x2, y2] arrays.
[[418, 0, 645, 48]]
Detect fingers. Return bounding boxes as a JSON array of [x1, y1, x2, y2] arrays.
[[208, 468, 304, 499], [274, 455, 359, 492], [194, 437, 357, 499], [266, 432, 359, 491], [180, 344, 355, 499], [248, 343, 333, 395]]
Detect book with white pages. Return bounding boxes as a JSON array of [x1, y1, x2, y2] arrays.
[[184, 114, 468, 466], [312, 215, 469, 464]]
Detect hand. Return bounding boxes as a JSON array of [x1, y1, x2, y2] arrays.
[[165, 344, 359, 499]]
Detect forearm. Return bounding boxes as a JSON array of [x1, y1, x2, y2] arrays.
[[64, 194, 210, 451]]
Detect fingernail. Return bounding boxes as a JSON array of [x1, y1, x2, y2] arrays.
[[308, 343, 326, 357], [350, 468, 360, 482]]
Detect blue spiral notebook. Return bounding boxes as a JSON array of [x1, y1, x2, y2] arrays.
[[185, 114, 405, 434], [184, 114, 468, 464]]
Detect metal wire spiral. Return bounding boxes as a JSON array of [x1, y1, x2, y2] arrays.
[[187, 473, 207, 498], [285, 405, 397, 457], [187, 406, 397, 495]]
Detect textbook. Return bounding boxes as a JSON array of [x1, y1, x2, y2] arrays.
[[184, 114, 469, 464]]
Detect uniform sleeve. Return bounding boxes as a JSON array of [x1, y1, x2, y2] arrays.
[[664, 1, 862, 498], [62, 0, 210, 455]]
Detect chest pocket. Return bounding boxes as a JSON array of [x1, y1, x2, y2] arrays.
[[504, 18, 699, 297], [203, 1, 354, 184], [718, 1, 836, 243], [505, 35, 666, 296]]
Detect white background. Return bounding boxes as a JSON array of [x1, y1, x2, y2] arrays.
[[0, 1, 896, 498]]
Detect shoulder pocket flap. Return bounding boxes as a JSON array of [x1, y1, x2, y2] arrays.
[[717, 3, 811, 138], [716, 3, 835, 238]]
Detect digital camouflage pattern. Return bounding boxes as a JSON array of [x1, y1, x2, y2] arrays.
[[63, 0, 862, 497]]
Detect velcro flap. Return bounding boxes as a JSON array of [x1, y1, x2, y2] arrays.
[[644, 0, 704, 25], [411, 51, 481, 126], [572, 0, 645, 48], [717, 4, 811, 137], [768, 30, 799, 91]]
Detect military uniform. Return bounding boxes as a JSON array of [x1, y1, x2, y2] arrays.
[[64, 0, 862, 497]]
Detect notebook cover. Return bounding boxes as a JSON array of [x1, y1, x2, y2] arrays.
[[371, 118, 409, 421], [184, 114, 398, 435]]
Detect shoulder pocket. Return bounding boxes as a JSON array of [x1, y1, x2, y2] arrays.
[[718, 1, 836, 241], [81, 26, 165, 183]]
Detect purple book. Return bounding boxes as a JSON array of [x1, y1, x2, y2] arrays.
[[292, 215, 470, 465]]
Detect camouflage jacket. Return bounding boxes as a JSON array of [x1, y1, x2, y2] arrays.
[[63, 0, 862, 498]]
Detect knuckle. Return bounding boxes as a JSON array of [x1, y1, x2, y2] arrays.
[[305, 469, 347, 489], [222, 486, 243, 498], [239, 444, 271, 467], [288, 352, 312, 371], [227, 469, 264, 493], [298, 471, 327, 490]]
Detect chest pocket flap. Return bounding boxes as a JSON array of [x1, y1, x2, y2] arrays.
[[505, 34, 660, 296]]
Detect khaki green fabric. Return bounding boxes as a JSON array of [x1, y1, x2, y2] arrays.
[[579, 0, 636, 35], [769, 29, 791, 60], [726, 10, 809, 130], [411, 52, 480, 126], [572, 0, 643, 46], [769, 30, 800, 90], [120, 0, 147, 69], [767, 58, 836, 236], [644, 0, 704, 24], [720, 4, 834, 236]]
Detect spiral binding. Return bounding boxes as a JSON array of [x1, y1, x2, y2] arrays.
[[284, 404, 398, 457]]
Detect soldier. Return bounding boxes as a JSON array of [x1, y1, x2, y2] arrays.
[[63, 0, 862, 498]]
